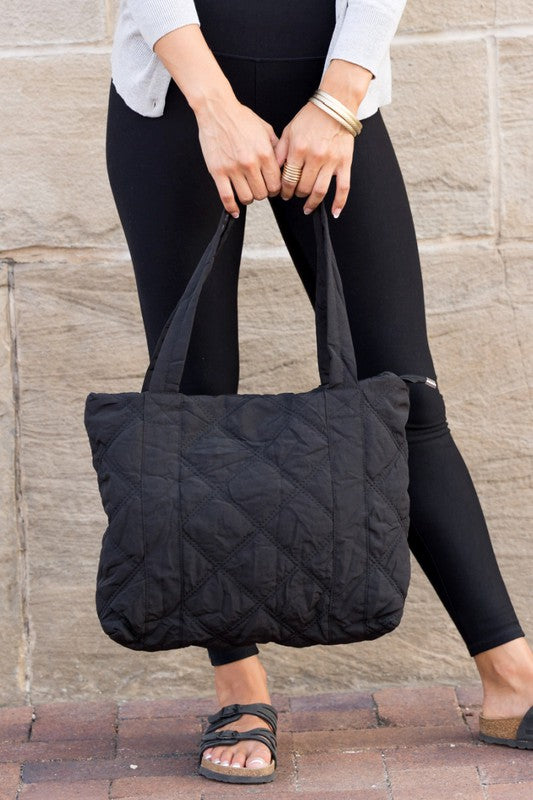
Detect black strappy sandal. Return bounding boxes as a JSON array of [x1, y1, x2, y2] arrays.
[[197, 701, 278, 783]]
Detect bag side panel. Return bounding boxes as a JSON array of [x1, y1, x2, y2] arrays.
[[84, 392, 147, 647], [360, 374, 411, 636]]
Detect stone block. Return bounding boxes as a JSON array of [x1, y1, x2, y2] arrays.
[[117, 717, 201, 757], [0, 55, 123, 251], [400, 1, 496, 33], [292, 724, 473, 754], [21, 781, 110, 800], [22, 755, 191, 785], [373, 686, 463, 727], [237, 247, 318, 395], [390, 765, 484, 800], [0, 0, 106, 46], [498, 36, 533, 240], [0, 706, 32, 743], [110, 775, 203, 800], [382, 39, 492, 241], [0, 763, 23, 800], [496, 2, 533, 24], [419, 245, 505, 315], [296, 749, 386, 792], [487, 784, 533, 800]]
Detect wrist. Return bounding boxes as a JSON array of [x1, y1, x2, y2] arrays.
[[188, 79, 237, 117], [319, 58, 372, 113]]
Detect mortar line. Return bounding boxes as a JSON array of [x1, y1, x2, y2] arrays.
[[381, 751, 394, 800], [4, 232, 532, 268], [104, 0, 116, 39], [7, 259, 34, 705]]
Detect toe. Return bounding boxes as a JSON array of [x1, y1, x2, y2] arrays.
[[217, 746, 236, 767], [209, 745, 224, 764], [245, 741, 272, 769]]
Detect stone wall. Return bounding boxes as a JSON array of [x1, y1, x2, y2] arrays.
[[0, 2, 531, 705]]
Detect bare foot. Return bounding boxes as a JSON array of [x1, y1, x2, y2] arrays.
[[475, 637, 533, 719], [202, 654, 275, 770]]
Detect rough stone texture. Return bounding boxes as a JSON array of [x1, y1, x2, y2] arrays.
[[0, 263, 25, 707], [400, 1, 497, 32], [0, 7, 531, 704], [0, 54, 123, 252], [498, 36, 533, 240], [382, 39, 492, 241], [0, 1, 106, 46], [496, 2, 533, 24]]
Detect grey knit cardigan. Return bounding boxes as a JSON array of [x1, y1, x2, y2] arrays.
[[111, 1, 407, 119]]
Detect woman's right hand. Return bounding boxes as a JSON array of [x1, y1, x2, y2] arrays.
[[194, 95, 283, 218]]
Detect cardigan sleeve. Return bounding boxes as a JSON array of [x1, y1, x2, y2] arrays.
[[127, 0, 201, 51], [329, 1, 407, 80]]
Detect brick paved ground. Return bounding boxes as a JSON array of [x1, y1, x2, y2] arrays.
[[0, 684, 531, 799]]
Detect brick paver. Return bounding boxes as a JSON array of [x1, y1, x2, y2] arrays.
[[0, 683, 530, 798]]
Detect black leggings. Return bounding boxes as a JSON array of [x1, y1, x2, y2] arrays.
[[105, 0, 524, 666]]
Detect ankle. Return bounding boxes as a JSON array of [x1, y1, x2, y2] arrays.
[[213, 655, 270, 706], [475, 638, 533, 697]]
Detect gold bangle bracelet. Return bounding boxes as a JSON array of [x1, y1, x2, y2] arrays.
[[309, 95, 358, 137], [313, 89, 363, 136], [314, 89, 362, 134]]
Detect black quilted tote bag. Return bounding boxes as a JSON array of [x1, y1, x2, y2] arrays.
[[84, 202, 436, 652]]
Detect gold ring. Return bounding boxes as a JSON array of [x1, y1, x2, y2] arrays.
[[282, 162, 303, 183]]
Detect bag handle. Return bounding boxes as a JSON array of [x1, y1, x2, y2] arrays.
[[143, 201, 359, 393]]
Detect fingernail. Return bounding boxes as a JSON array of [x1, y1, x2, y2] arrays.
[[332, 208, 341, 218], [232, 211, 240, 218], [281, 195, 289, 201], [303, 207, 312, 215]]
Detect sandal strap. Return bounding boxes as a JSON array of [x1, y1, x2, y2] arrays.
[[517, 706, 533, 741], [205, 702, 278, 735], [199, 726, 277, 763]]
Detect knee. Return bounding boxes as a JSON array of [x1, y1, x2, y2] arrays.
[[404, 380, 450, 442]]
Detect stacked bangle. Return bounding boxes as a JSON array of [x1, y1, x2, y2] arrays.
[[308, 89, 363, 137]]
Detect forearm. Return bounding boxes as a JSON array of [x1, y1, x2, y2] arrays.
[[319, 59, 373, 113], [154, 25, 237, 115], [321, 0, 408, 110]]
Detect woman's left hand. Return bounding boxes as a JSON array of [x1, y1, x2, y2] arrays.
[[273, 100, 356, 219], [274, 60, 372, 218]]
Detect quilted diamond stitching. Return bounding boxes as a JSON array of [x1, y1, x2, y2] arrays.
[[328, 385, 408, 463], [194, 391, 330, 446], [101, 449, 141, 498], [99, 558, 145, 617], [180, 396, 331, 530], [106, 484, 139, 525], [164, 394, 256, 452], [368, 467, 409, 533], [180, 548, 311, 646], [183, 401, 334, 523], [93, 397, 143, 468], [179, 448, 333, 604], [368, 553, 405, 600]]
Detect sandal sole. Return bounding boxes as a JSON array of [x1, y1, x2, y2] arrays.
[[479, 732, 533, 750], [198, 758, 275, 783]]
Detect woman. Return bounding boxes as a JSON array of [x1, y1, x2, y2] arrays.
[[105, 0, 533, 785]]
